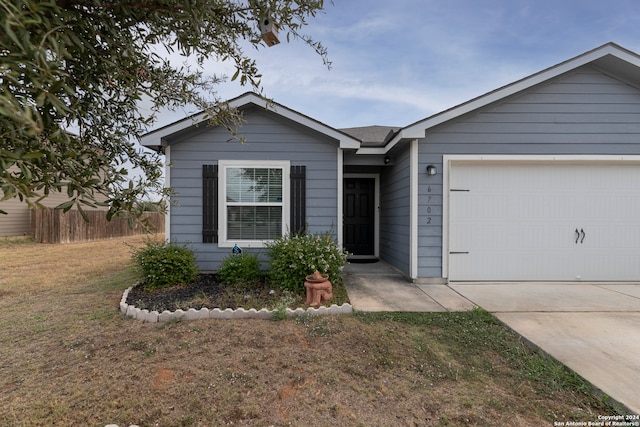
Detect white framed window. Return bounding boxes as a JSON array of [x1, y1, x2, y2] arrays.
[[218, 160, 290, 247]]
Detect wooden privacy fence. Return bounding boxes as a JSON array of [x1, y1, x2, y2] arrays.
[[31, 209, 165, 243]]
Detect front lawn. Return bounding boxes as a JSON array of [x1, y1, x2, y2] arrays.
[[0, 236, 617, 426]]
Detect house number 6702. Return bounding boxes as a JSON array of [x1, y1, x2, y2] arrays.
[[427, 186, 432, 224]]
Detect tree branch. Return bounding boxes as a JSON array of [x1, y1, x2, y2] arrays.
[[55, 0, 182, 12]]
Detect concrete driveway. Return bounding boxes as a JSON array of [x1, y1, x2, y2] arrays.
[[343, 263, 640, 415], [450, 282, 640, 415]]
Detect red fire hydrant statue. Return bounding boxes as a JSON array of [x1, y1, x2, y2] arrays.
[[304, 271, 333, 307]]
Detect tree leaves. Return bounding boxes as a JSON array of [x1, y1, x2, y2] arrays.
[[1, 0, 328, 221]]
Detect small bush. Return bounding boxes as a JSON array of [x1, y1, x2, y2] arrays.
[[133, 241, 199, 291], [271, 290, 296, 321], [266, 230, 349, 293], [217, 253, 261, 286]]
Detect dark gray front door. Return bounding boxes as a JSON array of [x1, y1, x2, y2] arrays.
[[344, 178, 375, 255]]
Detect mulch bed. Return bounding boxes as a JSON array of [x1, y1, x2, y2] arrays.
[[126, 274, 288, 312]]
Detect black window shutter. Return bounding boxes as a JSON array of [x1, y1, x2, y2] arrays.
[[202, 164, 218, 243], [290, 165, 306, 234]]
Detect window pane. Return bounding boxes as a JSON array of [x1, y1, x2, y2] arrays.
[[226, 168, 282, 203], [262, 168, 283, 203], [227, 206, 282, 240]]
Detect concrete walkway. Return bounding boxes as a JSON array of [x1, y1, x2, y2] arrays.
[[342, 262, 640, 415], [342, 261, 476, 312]]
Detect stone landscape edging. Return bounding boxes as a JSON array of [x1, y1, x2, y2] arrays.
[[120, 285, 353, 322]]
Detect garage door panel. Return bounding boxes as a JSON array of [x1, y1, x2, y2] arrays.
[[451, 249, 576, 281], [448, 162, 640, 281]]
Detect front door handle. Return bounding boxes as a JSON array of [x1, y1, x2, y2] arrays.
[[575, 228, 580, 244], [580, 228, 586, 244]]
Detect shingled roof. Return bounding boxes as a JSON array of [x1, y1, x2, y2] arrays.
[[339, 125, 400, 147]]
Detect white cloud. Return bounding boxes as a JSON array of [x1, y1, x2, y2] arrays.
[[146, 0, 640, 130]]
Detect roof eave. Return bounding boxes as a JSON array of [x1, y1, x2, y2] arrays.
[[355, 147, 386, 155], [140, 92, 361, 150], [385, 42, 640, 151]]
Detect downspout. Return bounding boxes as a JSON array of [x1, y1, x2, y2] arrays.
[[164, 145, 171, 239], [337, 146, 343, 247]]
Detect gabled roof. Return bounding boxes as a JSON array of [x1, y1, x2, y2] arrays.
[[141, 92, 361, 151], [381, 42, 640, 152], [340, 125, 400, 147]]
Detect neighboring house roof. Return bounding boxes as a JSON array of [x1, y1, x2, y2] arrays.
[[371, 42, 640, 154], [141, 92, 361, 151], [340, 125, 400, 147]]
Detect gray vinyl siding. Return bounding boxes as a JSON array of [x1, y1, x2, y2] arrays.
[[417, 154, 443, 279], [379, 143, 411, 276], [168, 108, 340, 271], [417, 65, 640, 279]]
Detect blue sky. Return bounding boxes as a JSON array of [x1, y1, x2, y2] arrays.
[[151, 0, 640, 130]]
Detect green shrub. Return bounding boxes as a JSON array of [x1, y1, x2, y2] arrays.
[[266, 230, 349, 293], [271, 290, 296, 321], [217, 253, 261, 286], [133, 241, 199, 291]]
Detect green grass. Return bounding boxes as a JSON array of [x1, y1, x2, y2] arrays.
[[0, 235, 34, 246], [355, 309, 611, 410], [0, 237, 620, 426]]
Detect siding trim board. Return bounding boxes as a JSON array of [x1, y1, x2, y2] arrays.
[[410, 139, 419, 279], [337, 147, 344, 247], [165, 145, 171, 237]]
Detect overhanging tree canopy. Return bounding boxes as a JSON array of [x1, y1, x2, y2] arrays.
[[0, 0, 327, 219]]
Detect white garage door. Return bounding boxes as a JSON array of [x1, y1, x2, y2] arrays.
[[448, 161, 640, 281]]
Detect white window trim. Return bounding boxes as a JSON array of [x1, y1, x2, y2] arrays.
[[218, 160, 290, 248]]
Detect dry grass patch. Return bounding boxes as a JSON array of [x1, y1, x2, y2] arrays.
[[0, 237, 617, 426], [0, 234, 159, 295]]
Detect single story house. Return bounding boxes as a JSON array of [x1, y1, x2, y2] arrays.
[[142, 42, 640, 283]]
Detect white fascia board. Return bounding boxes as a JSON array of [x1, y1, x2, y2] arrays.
[[355, 147, 386, 155], [141, 92, 361, 150], [140, 112, 207, 149], [383, 128, 426, 150], [239, 94, 360, 149], [385, 43, 640, 152], [599, 43, 640, 67], [273, 110, 361, 149]]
